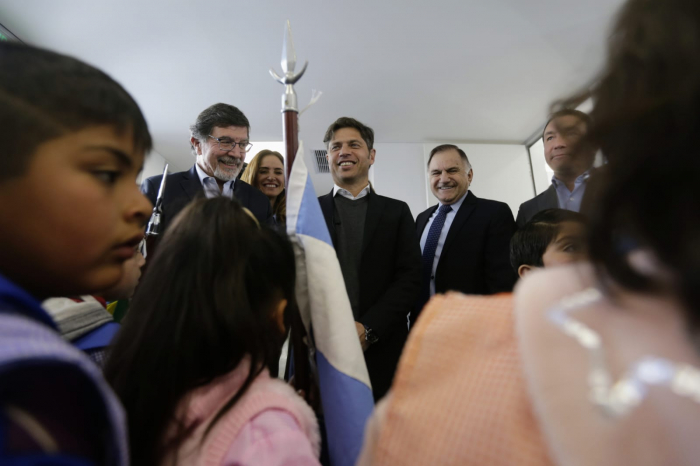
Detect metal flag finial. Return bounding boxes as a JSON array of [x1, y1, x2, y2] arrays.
[[281, 20, 296, 75], [270, 20, 307, 181], [270, 20, 308, 112]]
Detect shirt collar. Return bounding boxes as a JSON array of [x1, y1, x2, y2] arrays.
[[439, 190, 469, 212], [333, 183, 371, 200], [551, 169, 591, 187], [195, 162, 235, 190]]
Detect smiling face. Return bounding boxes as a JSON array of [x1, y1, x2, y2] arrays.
[[326, 127, 375, 188], [428, 149, 473, 205], [193, 125, 248, 182], [543, 115, 595, 177], [0, 125, 152, 298], [256, 154, 285, 202]]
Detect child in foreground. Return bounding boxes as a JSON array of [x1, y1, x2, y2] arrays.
[[104, 197, 321, 466], [0, 41, 152, 464]]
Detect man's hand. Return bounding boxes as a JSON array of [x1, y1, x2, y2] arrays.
[[355, 321, 370, 351]]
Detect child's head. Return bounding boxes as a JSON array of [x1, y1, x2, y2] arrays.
[[510, 209, 587, 278], [101, 248, 146, 301], [104, 196, 297, 465], [0, 42, 153, 298]]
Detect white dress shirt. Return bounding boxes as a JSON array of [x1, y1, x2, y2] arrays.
[[419, 191, 469, 296], [195, 163, 235, 199], [333, 183, 371, 200]]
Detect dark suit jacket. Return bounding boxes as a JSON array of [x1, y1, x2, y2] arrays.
[[414, 191, 516, 324], [319, 189, 421, 401], [141, 165, 272, 233], [515, 184, 558, 229]]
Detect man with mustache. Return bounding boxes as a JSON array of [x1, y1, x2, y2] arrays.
[[515, 109, 596, 228], [141, 103, 272, 232], [412, 144, 516, 326], [318, 117, 421, 401]]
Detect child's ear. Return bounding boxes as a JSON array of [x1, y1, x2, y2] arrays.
[[518, 264, 534, 278], [274, 298, 288, 334]]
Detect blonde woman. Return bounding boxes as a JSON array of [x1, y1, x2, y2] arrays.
[[241, 150, 286, 225]]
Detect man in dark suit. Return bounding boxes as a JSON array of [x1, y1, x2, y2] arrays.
[[413, 144, 516, 325], [318, 117, 421, 401], [516, 109, 596, 228], [141, 103, 271, 231]]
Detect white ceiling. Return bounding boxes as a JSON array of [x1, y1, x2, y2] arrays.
[[0, 0, 625, 170]]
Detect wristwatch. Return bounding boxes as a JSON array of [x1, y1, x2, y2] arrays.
[[364, 325, 379, 345]]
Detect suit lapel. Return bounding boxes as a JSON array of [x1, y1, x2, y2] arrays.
[[441, 191, 478, 256], [233, 179, 250, 205], [416, 205, 438, 238], [181, 165, 204, 200], [539, 184, 559, 210], [318, 190, 337, 247], [361, 191, 383, 257]]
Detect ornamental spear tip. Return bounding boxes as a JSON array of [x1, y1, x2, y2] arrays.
[[281, 20, 296, 76], [270, 20, 308, 86]]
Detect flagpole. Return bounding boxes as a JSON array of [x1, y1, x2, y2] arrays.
[[282, 111, 299, 180], [272, 25, 375, 465], [270, 20, 308, 180], [270, 21, 316, 406]]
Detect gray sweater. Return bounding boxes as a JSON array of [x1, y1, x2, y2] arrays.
[[333, 195, 368, 319]]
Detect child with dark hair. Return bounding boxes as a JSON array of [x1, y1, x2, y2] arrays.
[[510, 209, 587, 278], [104, 197, 321, 466], [0, 42, 152, 464]]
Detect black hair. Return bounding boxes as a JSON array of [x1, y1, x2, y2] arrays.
[[0, 42, 152, 182], [510, 209, 586, 271], [563, 0, 700, 338], [323, 116, 374, 150], [542, 109, 593, 140], [190, 103, 250, 155], [427, 144, 471, 168], [104, 197, 297, 465]]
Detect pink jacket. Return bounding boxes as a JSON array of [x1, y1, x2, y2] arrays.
[[163, 359, 321, 466]]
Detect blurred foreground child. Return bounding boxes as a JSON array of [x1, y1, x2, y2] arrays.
[[105, 197, 320, 466], [0, 42, 152, 465]]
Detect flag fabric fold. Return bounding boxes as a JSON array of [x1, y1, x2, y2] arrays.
[[286, 141, 374, 466]]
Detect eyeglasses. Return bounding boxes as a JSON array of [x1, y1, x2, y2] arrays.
[[208, 135, 253, 153]]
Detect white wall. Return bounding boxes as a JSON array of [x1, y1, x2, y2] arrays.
[[529, 138, 552, 195], [372, 143, 429, 219], [303, 147, 334, 197], [137, 150, 167, 185]]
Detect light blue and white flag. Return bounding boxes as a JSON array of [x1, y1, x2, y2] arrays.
[[286, 141, 374, 466]]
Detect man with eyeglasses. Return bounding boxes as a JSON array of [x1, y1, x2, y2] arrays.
[[141, 103, 272, 232]]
